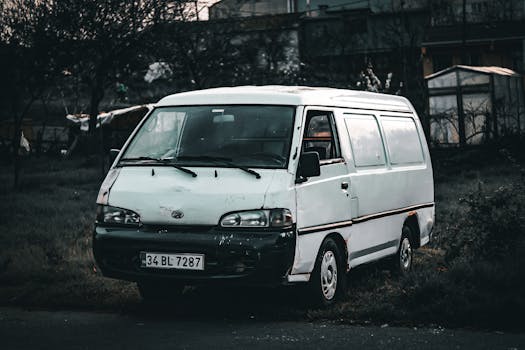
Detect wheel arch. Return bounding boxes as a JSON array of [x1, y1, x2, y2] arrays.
[[324, 232, 349, 272], [403, 213, 421, 249]]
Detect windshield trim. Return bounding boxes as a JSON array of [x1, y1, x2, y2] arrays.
[[118, 104, 298, 170]]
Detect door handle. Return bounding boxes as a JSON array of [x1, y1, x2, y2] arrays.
[[341, 182, 349, 190]]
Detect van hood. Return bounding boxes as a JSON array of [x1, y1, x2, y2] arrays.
[[106, 166, 282, 226]]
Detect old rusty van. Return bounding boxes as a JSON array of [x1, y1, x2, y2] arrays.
[[93, 86, 434, 305]]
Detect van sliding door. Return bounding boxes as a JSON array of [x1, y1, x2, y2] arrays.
[[343, 113, 397, 261]]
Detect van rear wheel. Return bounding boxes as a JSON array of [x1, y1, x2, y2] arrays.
[[393, 226, 413, 275], [308, 237, 347, 306]]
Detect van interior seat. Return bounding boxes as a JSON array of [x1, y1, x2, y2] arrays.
[[304, 146, 327, 160]]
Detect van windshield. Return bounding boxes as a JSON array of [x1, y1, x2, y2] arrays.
[[121, 105, 296, 169]]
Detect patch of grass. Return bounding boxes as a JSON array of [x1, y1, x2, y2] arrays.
[[0, 156, 139, 310], [1, 143, 525, 330]]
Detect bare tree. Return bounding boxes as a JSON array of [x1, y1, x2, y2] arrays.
[[50, 0, 175, 133], [151, 13, 302, 91], [376, 3, 431, 136], [45, 1, 182, 177], [231, 16, 302, 86], [1, 0, 185, 182], [166, 21, 236, 89], [299, 15, 364, 87], [0, 0, 61, 187]]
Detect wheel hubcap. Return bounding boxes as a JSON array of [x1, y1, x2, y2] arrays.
[[320, 250, 338, 300], [400, 238, 412, 270]]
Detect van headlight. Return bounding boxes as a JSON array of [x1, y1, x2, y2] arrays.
[[220, 209, 293, 228], [97, 205, 141, 226]]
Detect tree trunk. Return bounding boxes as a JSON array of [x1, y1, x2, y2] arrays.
[[88, 80, 107, 178], [13, 115, 22, 189], [12, 98, 36, 189], [88, 82, 105, 135], [461, 0, 467, 64], [38, 94, 51, 155]]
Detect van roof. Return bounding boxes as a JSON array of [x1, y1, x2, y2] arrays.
[[156, 86, 413, 113]]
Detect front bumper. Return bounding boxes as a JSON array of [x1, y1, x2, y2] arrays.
[[92, 224, 296, 285]]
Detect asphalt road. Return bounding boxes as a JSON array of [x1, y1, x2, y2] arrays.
[[1, 307, 524, 350]]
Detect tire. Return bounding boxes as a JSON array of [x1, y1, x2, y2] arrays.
[[137, 281, 184, 303], [308, 237, 347, 306], [393, 226, 413, 276]]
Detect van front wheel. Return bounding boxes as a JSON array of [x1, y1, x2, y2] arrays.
[[308, 237, 347, 306]]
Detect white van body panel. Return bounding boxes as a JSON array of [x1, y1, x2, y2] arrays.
[[156, 86, 412, 112], [295, 165, 352, 229], [293, 162, 353, 275], [291, 104, 433, 280], [108, 167, 282, 225], [347, 214, 405, 268], [417, 206, 435, 243]]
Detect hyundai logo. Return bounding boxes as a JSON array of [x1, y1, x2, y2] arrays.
[[171, 210, 184, 219]]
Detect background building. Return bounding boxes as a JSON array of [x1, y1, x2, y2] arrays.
[[422, 0, 525, 76], [427, 65, 525, 146], [209, 0, 292, 18]]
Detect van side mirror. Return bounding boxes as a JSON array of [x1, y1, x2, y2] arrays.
[[109, 148, 121, 163], [297, 151, 321, 183]]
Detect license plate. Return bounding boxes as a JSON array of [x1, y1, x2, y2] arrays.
[[140, 252, 205, 270]]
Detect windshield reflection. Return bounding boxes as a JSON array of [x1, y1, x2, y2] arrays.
[[122, 105, 295, 169]]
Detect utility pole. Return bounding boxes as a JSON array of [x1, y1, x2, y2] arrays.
[[459, 0, 467, 146], [194, 1, 199, 21], [461, 0, 467, 64]]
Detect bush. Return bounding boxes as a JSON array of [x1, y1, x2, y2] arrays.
[[442, 150, 525, 262], [403, 147, 525, 329]]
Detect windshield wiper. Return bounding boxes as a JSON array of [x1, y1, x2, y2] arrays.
[[177, 155, 261, 179], [118, 157, 197, 178]]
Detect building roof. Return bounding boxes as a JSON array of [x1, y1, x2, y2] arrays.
[[156, 85, 413, 112], [425, 65, 521, 80]]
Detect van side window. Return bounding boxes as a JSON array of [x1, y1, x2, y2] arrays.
[[344, 115, 386, 167], [303, 111, 341, 161], [380, 116, 424, 165]]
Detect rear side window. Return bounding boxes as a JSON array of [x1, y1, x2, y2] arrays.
[[380, 116, 424, 165], [344, 115, 385, 167]]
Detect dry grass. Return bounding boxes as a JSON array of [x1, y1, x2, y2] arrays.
[[0, 157, 139, 310], [1, 144, 524, 329]]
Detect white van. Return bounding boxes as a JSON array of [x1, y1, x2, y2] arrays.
[[93, 86, 434, 305]]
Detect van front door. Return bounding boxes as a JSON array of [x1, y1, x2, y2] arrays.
[[293, 109, 352, 273]]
